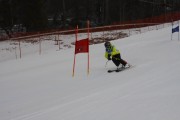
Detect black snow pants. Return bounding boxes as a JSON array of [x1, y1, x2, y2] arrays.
[[112, 54, 127, 67]]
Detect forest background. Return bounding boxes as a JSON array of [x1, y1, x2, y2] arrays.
[[0, 0, 180, 36]]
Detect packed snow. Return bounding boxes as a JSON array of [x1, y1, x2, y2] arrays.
[[0, 23, 180, 120]]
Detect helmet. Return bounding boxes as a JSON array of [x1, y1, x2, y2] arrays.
[[104, 41, 111, 48]]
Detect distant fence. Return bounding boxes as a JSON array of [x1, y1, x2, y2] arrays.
[[0, 11, 180, 41]]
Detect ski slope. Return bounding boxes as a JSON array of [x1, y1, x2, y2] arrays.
[[0, 25, 180, 120]]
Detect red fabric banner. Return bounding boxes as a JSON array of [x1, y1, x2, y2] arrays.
[[75, 38, 89, 54]]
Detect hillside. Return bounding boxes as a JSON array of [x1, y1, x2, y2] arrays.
[[0, 25, 180, 120]]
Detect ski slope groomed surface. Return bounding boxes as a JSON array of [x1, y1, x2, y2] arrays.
[[1, 25, 180, 120]]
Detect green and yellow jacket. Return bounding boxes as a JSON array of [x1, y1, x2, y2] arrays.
[[105, 45, 120, 59]]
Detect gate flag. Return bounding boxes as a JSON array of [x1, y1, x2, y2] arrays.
[[172, 26, 179, 33], [75, 38, 89, 54], [72, 21, 90, 77], [171, 21, 179, 41]]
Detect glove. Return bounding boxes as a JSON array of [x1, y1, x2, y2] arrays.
[[108, 54, 111, 60]]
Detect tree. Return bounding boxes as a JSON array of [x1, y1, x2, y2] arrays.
[[17, 0, 48, 31], [0, 0, 14, 37], [0, 0, 48, 33]]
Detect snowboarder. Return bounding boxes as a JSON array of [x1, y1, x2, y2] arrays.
[[104, 41, 130, 69]]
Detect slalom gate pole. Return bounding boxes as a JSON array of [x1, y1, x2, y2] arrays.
[[72, 26, 78, 77], [87, 20, 90, 75]]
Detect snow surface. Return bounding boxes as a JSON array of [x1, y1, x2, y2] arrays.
[[0, 24, 180, 120]]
